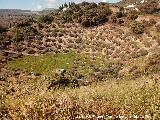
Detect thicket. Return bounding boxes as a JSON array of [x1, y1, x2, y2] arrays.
[[58, 2, 112, 27]]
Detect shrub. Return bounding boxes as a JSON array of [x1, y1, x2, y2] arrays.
[[48, 70, 84, 89], [142, 19, 157, 27], [57, 2, 112, 27], [10, 25, 38, 42], [141, 19, 156, 28], [145, 53, 160, 74], [81, 8, 109, 27], [16, 20, 31, 27], [37, 15, 53, 24], [149, 18, 157, 26], [156, 37, 160, 45], [155, 24, 160, 32], [11, 28, 24, 42], [116, 11, 123, 18], [85, 2, 97, 10], [98, 2, 112, 16], [61, 9, 74, 23], [119, 6, 124, 12], [126, 10, 138, 20], [60, 5, 82, 23], [0, 25, 6, 33], [81, 17, 91, 27], [110, 15, 117, 23], [92, 13, 108, 25], [141, 19, 150, 26], [130, 21, 145, 34], [80, 1, 90, 7]]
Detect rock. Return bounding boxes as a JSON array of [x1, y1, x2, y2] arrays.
[[56, 69, 66, 77]]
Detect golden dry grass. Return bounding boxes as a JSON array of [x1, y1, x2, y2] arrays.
[[1, 76, 160, 119]]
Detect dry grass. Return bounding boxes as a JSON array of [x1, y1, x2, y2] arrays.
[[1, 76, 160, 119]]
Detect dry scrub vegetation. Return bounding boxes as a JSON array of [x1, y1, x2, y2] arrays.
[[1, 77, 160, 119], [0, 1, 160, 119]]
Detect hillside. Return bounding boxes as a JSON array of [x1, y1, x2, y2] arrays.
[[0, 1, 160, 119], [118, 0, 160, 5]]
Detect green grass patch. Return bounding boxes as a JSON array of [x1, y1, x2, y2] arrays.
[[7, 52, 105, 76]]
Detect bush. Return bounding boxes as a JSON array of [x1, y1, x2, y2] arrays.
[[98, 2, 112, 16], [61, 9, 75, 23], [145, 53, 160, 74], [80, 1, 90, 7], [126, 10, 138, 20], [11, 28, 24, 42], [16, 20, 31, 27], [85, 2, 97, 10], [116, 11, 123, 18], [141, 20, 150, 26], [48, 70, 84, 89], [110, 15, 117, 23], [130, 21, 145, 34], [57, 2, 112, 27], [0, 26, 6, 33], [10, 25, 38, 42], [81, 17, 91, 27], [155, 24, 160, 32], [37, 15, 53, 24], [142, 19, 157, 27], [149, 18, 157, 26], [156, 37, 160, 45], [92, 13, 108, 25], [81, 8, 109, 27]]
